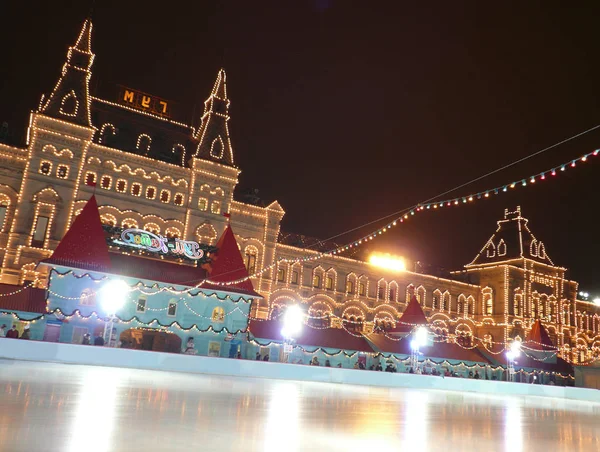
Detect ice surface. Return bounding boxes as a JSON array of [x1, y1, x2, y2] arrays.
[[0, 359, 599, 451]]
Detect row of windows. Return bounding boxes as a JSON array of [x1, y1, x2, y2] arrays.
[[85, 173, 223, 214], [39, 161, 69, 179], [80, 291, 227, 322]]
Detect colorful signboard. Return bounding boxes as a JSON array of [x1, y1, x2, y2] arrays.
[[118, 86, 170, 117], [108, 227, 213, 262]]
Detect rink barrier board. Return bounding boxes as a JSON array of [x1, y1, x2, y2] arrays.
[[1, 339, 599, 403]]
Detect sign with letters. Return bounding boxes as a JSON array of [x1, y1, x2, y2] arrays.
[[118, 86, 170, 117], [104, 226, 214, 263]]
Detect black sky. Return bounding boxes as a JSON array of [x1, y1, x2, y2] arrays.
[[2, 1, 600, 292]]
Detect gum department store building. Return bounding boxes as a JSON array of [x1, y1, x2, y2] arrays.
[[0, 20, 598, 362]]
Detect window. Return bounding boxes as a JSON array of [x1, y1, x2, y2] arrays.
[[32, 216, 49, 247], [167, 300, 177, 316], [146, 187, 156, 199], [39, 161, 52, 175], [346, 280, 354, 294], [79, 289, 96, 306], [432, 295, 439, 310], [71, 327, 88, 344], [208, 341, 221, 357], [277, 268, 286, 282], [378, 286, 385, 300], [245, 250, 257, 274], [85, 172, 96, 186], [160, 189, 170, 203], [0, 200, 8, 231], [358, 282, 366, 296], [325, 276, 334, 290], [116, 179, 127, 193], [389, 288, 396, 302], [174, 193, 184, 206], [312, 274, 321, 288], [211, 306, 225, 322], [101, 176, 112, 190], [198, 197, 208, 211], [211, 200, 221, 214], [136, 298, 146, 313], [291, 270, 299, 285], [56, 165, 69, 179], [131, 183, 142, 197]]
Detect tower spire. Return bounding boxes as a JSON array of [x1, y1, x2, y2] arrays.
[[194, 69, 235, 166], [40, 19, 95, 127]]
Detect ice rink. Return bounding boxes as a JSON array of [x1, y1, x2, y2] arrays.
[[0, 359, 599, 451]]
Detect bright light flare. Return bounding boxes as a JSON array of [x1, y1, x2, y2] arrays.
[[510, 340, 521, 357], [594, 298, 600, 307], [99, 279, 129, 314], [281, 305, 304, 339], [411, 326, 429, 350], [368, 253, 406, 272]]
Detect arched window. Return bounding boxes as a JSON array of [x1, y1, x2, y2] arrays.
[[486, 242, 496, 258], [172, 144, 186, 165], [457, 295, 466, 317], [277, 267, 286, 283], [346, 280, 354, 294], [245, 247, 258, 274], [416, 286, 426, 305], [514, 288, 523, 316], [98, 123, 116, 144], [198, 197, 208, 211], [59, 90, 79, 116], [210, 136, 225, 159], [388, 282, 398, 302], [136, 134, 151, 155], [442, 292, 450, 312], [165, 227, 181, 239], [432, 290, 442, 311], [100, 214, 117, 227], [144, 223, 160, 234], [211, 200, 221, 214], [0, 195, 10, 232], [312, 274, 321, 288], [530, 239, 538, 257], [497, 239, 507, 256], [122, 218, 138, 229], [196, 223, 218, 245], [483, 287, 493, 316], [325, 275, 334, 290], [211, 306, 225, 322]]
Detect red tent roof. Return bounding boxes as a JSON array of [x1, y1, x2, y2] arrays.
[[248, 318, 373, 352], [200, 224, 261, 298], [43, 195, 112, 272], [0, 283, 47, 314], [524, 320, 556, 351], [387, 295, 429, 334], [366, 333, 493, 364]]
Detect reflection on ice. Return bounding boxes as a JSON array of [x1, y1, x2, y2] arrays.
[[0, 360, 599, 452], [67, 367, 122, 452]]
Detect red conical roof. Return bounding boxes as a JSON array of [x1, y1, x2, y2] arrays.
[[200, 224, 261, 298], [387, 295, 429, 334], [524, 319, 555, 351], [43, 195, 111, 272]]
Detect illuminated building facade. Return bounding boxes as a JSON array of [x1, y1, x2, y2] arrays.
[[0, 20, 598, 364]]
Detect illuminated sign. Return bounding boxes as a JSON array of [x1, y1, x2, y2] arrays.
[[118, 87, 170, 117], [110, 228, 212, 261]]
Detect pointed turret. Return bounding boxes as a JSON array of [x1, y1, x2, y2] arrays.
[[466, 207, 555, 268], [194, 69, 235, 166], [200, 224, 261, 297], [40, 20, 95, 127], [42, 195, 111, 272], [387, 295, 429, 335]]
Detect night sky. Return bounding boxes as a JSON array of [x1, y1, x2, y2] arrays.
[[2, 2, 600, 292]]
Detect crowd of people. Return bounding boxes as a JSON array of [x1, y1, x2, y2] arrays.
[[0, 324, 30, 339]]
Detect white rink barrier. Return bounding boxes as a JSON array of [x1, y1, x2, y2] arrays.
[[1, 339, 598, 403]]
